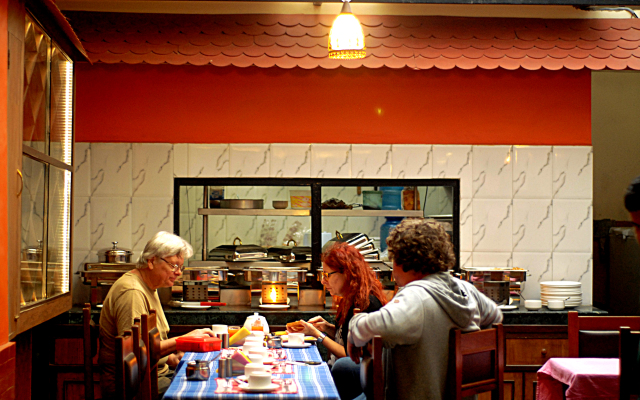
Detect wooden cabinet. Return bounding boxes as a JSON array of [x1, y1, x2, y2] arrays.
[[503, 325, 568, 400]]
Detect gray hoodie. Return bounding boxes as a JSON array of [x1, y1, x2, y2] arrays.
[[348, 272, 503, 400]]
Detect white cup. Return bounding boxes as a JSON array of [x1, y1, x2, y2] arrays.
[[524, 300, 542, 310], [248, 354, 264, 364], [211, 324, 228, 334], [288, 332, 305, 345], [244, 336, 264, 345], [247, 371, 272, 389], [245, 362, 269, 376], [243, 343, 261, 353], [547, 300, 565, 310], [249, 347, 269, 359]]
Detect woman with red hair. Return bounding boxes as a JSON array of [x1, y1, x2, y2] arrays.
[[288, 242, 388, 399]]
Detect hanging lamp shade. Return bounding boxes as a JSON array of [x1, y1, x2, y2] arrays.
[[328, 0, 366, 60]]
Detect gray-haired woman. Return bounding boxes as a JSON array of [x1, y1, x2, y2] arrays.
[[98, 231, 214, 399]]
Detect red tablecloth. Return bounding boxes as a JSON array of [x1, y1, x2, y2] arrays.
[[537, 358, 619, 400]]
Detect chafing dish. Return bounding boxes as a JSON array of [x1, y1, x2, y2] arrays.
[[207, 237, 267, 261]]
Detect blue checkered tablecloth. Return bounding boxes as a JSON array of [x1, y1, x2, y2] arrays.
[[162, 346, 340, 400]]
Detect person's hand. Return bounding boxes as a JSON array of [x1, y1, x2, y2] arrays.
[[287, 320, 321, 337], [348, 341, 361, 364], [308, 316, 332, 333], [167, 351, 183, 367], [184, 328, 215, 337]]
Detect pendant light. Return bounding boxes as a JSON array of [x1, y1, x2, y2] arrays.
[[328, 0, 366, 60]]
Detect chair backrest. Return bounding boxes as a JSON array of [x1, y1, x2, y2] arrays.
[[132, 317, 149, 397], [115, 330, 140, 400], [447, 323, 504, 400], [141, 309, 161, 400], [83, 303, 99, 400], [568, 311, 640, 357], [359, 335, 384, 400], [619, 326, 640, 400]]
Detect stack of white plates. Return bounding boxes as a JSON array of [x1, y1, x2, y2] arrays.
[[540, 281, 582, 308]]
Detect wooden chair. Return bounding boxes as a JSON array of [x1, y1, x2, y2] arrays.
[[141, 310, 162, 400], [619, 327, 640, 400], [83, 303, 100, 400], [568, 311, 640, 357], [132, 318, 149, 400], [447, 323, 504, 400], [115, 330, 140, 400], [359, 335, 384, 400]]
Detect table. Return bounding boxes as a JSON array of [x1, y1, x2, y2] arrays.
[[536, 358, 619, 400], [162, 345, 340, 399]]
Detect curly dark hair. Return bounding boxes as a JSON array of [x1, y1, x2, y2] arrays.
[[625, 175, 640, 212], [322, 242, 388, 326], [386, 218, 456, 275]]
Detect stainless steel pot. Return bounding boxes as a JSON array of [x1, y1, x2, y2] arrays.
[[22, 240, 43, 262], [97, 241, 133, 263], [220, 199, 264, 209]]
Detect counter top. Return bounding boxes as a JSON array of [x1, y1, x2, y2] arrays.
[[58, 302, 606, 327]]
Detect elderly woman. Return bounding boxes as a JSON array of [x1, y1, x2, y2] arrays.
[[99, 231, 214, 400]]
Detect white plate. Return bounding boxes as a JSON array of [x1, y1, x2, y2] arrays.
[[498, 305, 518, 310], [238, 383, 280, 392], [259, 304, 290, 309], [282, 342, 312, 348], [540, 281, 581, 287], [181, 304, 211, 309]]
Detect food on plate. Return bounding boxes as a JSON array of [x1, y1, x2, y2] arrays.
[[286, 321, 304, 331]]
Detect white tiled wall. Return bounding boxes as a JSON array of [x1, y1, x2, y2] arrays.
[[72, 143, 593, 305]]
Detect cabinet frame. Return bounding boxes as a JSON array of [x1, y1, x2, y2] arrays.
[[173, 177, 460, 272], [8, 2, 76, 339]]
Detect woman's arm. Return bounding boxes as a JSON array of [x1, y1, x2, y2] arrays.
[[288, 320, 346, 358]]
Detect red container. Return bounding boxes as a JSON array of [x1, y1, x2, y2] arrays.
[[176, 336, 222, 352]]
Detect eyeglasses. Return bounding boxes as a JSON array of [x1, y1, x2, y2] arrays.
[[321, 271, 339, 279], [160, 257, 185, 273]]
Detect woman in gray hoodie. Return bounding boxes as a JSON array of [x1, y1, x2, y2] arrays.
[[348, 219, 502, 400]]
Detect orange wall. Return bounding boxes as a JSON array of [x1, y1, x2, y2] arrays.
[[76, 64, 591, 145], [0, 0, 10, 345]]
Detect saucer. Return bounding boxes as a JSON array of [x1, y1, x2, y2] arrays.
[[283, 342, 312, 348], [498, 305, 518, 310], [238, 383, 279, 392]]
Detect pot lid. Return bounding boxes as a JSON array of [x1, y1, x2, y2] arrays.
[[97, 241, 133, 256]]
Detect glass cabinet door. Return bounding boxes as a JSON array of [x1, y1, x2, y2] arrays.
[[20, 155, 46, 304], [23, 15, 49, 154]]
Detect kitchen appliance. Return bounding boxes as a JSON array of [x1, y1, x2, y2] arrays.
[[260, 270, 288, 306], [183, 280, 208, 302], [460, 267, 528, 306], [208, 237, 268, 261], [81, 240, 137, 306], [267, 240, 312, 262], [97, 242, 133, 263]]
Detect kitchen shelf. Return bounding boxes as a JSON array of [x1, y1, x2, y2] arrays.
[[189, 260, 312, 270], [321, 209, 424, 217], [198, 208, 310, 216]]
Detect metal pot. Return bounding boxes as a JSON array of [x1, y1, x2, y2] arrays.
[[97, 241, 133, 263], [220, 199, 264, 209], [22, 240, 44, 262]]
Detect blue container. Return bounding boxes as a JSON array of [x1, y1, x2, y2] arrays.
[[380, 187, 403, 210], [380, 217, 403, 252]]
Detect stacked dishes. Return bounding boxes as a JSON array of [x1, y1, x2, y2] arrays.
[[540, 281, 582, 308]]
